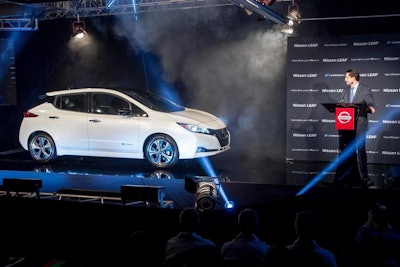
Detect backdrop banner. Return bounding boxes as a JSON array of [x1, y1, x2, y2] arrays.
[[286, 33, 400, 165]]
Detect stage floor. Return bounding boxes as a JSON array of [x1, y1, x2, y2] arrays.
[[0, 148, 397, 209]]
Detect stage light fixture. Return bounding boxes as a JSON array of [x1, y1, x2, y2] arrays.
[[280, 24, 294, 34], [185, 176, 220, 212], [225, 200, 235, 209], [383, 166, 400, 190], [286, 0, 301, 27], [71, 15, 87, 40], [195, 180, 218, 212], [256, 0, 276, 7]]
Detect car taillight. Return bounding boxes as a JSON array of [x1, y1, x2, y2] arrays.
[[23, 111, 38, 118]]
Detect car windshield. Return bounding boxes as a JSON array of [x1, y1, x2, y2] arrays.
[[124, 90, 185, 112]]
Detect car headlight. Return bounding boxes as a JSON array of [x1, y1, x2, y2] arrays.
[[177, 122, 210, 134]]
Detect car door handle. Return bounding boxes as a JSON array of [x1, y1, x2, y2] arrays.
[[89, 119, 101, 123], [48, 116, 59, 119]]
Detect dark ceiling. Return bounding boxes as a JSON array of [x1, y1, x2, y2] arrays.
[[2, 0, 399, 20], [1, 0, 400, 36]]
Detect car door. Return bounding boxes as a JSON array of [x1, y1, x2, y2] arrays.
[[47, 93, 89, 151], [88, 93, 140, 153]]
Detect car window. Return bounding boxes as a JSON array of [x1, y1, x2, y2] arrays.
[[91, 93, 141, 116], [125, 90, 184, 112], [56, 94, 86, 112]]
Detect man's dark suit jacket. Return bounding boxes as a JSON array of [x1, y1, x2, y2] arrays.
[[340, 83, 376, 134]]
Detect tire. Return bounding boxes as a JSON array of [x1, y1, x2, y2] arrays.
[[28, 132, 57, 163], [144, 134, 179, 169]]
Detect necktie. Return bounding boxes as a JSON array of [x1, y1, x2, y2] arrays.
[[350, 87, 355, 102]]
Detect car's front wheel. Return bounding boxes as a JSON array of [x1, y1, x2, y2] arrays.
[[144, 134, 179, 169], [28, 132, 57, 163]]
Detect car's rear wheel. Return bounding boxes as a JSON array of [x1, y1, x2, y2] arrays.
[[28, 132, 57, 163], [144, 134, 179, 168]]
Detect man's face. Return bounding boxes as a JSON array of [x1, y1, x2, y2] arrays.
[[344, 72, 355, 86]]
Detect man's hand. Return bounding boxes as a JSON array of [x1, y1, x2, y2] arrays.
[[369, 106, 376, 113]]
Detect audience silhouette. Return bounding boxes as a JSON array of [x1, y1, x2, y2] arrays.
[[3, 189, 400, 267], [124, 230, 161, 267], [264, 243, 294, 267], [354, 203, 400, 267], [164, 207, 220, 267], [286, 210, 338, 267], [220, 208, 270, 267]]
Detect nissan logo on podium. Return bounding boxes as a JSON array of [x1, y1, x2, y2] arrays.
[[335, 107, 355, 130]]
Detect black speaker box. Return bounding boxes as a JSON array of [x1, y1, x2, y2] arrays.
[[2, 178, 43, 198], [120, 184, 166, 205]]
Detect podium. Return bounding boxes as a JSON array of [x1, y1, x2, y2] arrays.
[[322, 103, 368, 186]]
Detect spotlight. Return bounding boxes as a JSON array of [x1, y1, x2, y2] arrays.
[[256, 0, 276, 7], [281, 24, 294, 34], [71, 15, 88, 39], [225, 201, 235, 209], [286, 1, 301, 26], [383, 166, 400, 190], [195, 181, 218, 212], [185, 176, 220, 212]]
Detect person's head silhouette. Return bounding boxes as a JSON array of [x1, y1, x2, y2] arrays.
[[295, 210, 319, 240], [238, 208, 259, 235], [180, 207, 200, 233]]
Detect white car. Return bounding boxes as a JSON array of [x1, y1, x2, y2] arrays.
[[19, 88, 230, 169]]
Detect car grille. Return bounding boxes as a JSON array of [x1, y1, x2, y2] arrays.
[[209, 127, 230, 147]]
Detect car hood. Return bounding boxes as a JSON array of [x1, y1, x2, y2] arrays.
[[165, 108, 226, 129]]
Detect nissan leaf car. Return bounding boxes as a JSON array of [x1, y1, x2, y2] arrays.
[[19, 88, 230, 169]]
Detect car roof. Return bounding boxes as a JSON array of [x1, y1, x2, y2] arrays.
[[46, 88, 124, 96]]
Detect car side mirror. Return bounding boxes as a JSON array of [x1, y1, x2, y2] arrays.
[[118, 108, 132, 116]]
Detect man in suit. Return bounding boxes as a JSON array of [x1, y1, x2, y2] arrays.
[[339, 68, 376, 188]]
